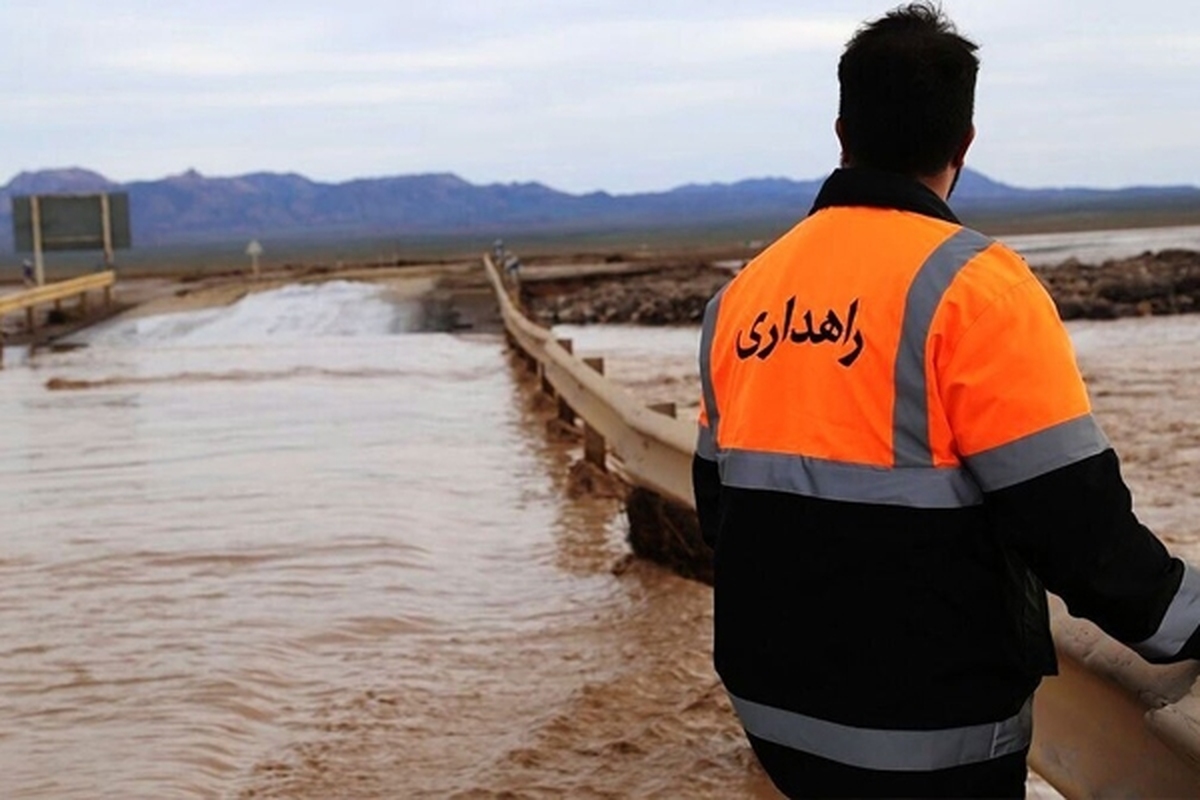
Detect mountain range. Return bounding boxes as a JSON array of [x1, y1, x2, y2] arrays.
[[3, 166, 1200, 251]]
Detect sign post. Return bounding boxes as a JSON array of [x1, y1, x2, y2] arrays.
[[100, 193, 114, 268], [29, 196, 46, 286], [246, 240, 263, 279]]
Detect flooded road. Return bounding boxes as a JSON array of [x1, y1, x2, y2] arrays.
[[0, 281, 772, 798]]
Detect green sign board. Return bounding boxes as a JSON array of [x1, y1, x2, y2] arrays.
[[12, 193, 132, 253]]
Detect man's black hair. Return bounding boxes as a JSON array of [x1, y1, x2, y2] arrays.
[[838, 2, 979, 177]]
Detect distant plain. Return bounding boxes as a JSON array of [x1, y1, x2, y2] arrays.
[[6, 201, 1200, 287]]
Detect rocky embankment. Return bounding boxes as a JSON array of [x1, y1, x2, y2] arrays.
[[523, 250, 1200, 326], [1035, 249, 1200, 320], [523, 263, 730, 326]]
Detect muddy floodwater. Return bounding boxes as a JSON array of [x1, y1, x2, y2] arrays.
[[3, 269, 1200, 797], [0, 281, 772, 798]]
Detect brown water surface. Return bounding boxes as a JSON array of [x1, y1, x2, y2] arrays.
[[0, 282, 773, 798]]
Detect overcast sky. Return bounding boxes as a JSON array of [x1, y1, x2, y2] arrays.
[[1, 1, 1196, 193]]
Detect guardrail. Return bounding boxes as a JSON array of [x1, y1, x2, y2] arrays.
[[0, 270, 116, 333], [483, 254, 1200, 797], [485, 255, 696, 507]]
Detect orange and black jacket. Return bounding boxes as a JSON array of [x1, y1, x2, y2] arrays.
[[694, 167, 1200, 774]]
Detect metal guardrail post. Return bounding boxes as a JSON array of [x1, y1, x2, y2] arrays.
[[556, 339, 575, 424], [583, 357, 606, 468]]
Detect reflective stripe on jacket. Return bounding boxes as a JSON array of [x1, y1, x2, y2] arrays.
[[699, 205, 1107, 505]]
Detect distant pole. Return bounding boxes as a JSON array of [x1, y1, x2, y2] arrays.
[[246, 240, 263, 279], [30, 195, 46, 286]]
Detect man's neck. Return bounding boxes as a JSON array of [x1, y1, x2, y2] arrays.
[[916, 165, 960, 202], [841, 159, 959, 202]]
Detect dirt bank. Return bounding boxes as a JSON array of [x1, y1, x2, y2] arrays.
[[1036, 249, 1200, 320], [521, 262, 728, 326], [521, 250, 1200, 326]]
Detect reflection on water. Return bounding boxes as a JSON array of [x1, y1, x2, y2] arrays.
[[0, 282, 771, 798]]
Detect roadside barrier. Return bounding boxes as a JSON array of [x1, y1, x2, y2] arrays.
[[0, 270, 116, 333], [482, 254, 1200, 796], [0, 271, 117, 366], [485, 255, 695, 507]]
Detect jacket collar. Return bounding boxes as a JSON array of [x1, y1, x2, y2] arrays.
[[809, 167, 960, 224]]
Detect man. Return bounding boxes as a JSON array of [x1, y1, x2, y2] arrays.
[[693, 4, 1200, 797]]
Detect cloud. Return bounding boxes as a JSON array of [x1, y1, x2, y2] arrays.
[[0, 1, 1198, 191], [95, 15, 852, 79], [0, 79, 499, 115]]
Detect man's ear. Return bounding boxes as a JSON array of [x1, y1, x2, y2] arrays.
[[952, 125, 976, 168]]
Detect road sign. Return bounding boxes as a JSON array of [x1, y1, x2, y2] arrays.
[[246, 240, 263, 278], [11, 193, 132, 286]]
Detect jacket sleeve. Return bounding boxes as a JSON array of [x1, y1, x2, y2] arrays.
[[940, 264, 1200, 663], [987, 449, 1200, 663]]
